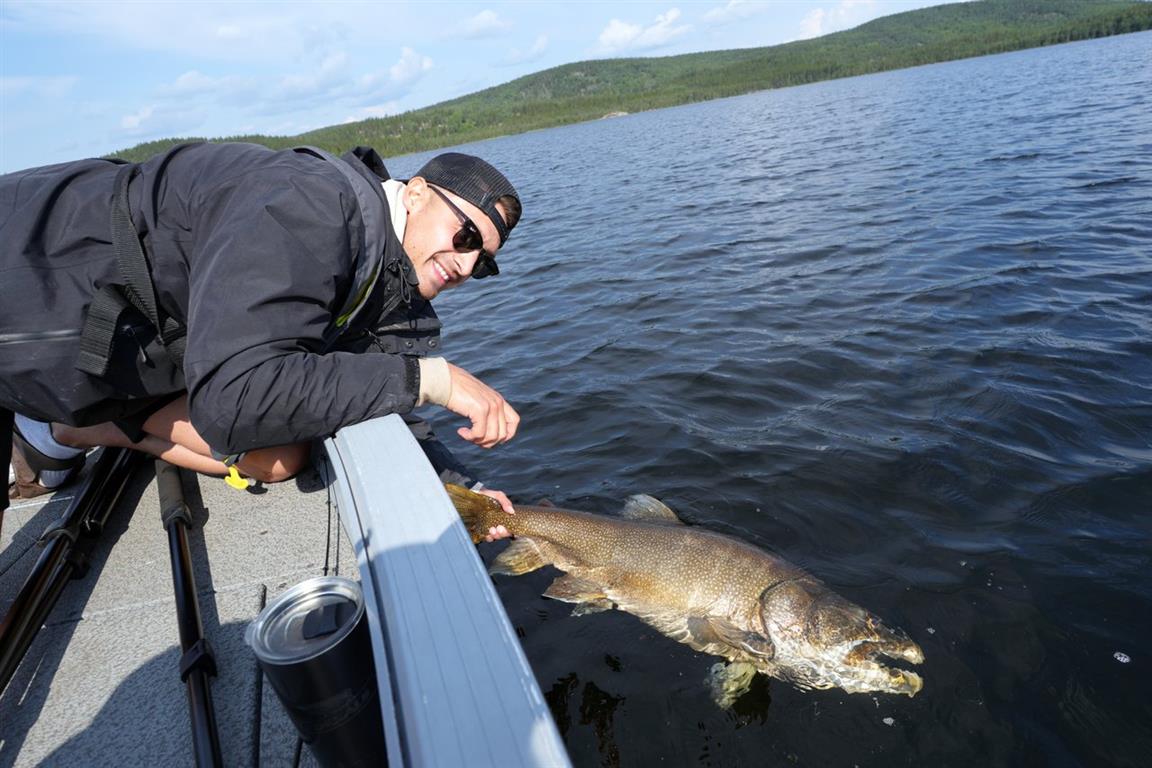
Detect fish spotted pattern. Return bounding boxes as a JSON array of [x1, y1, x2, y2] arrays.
[[447, 484, 923, 704]]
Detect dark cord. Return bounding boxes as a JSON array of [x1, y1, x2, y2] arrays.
[[322, 459, 332, 577]]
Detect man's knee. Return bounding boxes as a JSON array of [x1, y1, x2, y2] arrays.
[[51, 423, 94, 449], [239, 444, 311, 484]]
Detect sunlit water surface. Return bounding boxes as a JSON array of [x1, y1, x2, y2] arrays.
[[390, 32, 1151, 767]]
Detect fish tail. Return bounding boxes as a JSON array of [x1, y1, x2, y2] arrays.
[[445, 483, 500, 542]]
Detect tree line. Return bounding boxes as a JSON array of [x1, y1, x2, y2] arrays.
[[111, 0, 1152, 162]]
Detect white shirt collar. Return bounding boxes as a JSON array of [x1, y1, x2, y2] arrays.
[[382, 179, 408, 242]]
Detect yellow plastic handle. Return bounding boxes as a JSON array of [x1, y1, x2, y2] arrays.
[[225, 465, 248, 490]]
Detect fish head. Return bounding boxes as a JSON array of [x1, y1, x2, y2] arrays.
[[758, 577, 924, 696]]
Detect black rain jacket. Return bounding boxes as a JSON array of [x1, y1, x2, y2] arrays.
[[339, 297, 479, 487], [0, 142, 427, 456]]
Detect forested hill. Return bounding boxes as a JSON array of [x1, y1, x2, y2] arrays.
[[113, 0, 1152, 161]]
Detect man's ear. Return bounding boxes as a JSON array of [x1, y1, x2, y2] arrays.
[[403, 176, 430, 215]]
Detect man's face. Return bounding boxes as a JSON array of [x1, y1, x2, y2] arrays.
[[401, 177, 504, 300]]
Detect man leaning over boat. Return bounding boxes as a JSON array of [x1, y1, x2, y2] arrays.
[[1, 143, 520, 540]]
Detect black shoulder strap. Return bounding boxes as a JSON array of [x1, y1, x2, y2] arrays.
[[111, 165, 160, 335], [293, 146, 393, 348], [77, 164, 186, 377], [75, 286, 133, 376], [346, 146, 391, 181]]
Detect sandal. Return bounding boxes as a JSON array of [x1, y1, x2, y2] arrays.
[[8, 426, 86, 500]]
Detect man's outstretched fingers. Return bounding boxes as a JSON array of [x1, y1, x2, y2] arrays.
[[503, 401, 520, 441], [485, 401, 504, 447], [445, 361, 520, 447]]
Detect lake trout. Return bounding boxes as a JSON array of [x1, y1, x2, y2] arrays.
[[447, 484, 923, 703]]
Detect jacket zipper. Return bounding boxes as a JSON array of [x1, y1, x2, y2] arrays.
[[0, 321, 155, 365], [0, 329, 82, 345]]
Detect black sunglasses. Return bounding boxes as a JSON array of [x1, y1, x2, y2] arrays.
[[428, 185, 499, 279]]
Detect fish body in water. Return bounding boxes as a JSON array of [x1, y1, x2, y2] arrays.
[[447, 484, 923, 701]]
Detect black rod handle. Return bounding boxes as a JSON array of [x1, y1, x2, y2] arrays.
[[157, 460, 223, 767], [156, 457, 191, 529]]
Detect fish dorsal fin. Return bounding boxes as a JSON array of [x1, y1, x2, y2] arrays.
[[489, 538, 548, 576], [620, 494, 684, 525]]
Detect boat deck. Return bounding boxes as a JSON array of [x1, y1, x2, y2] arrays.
[[2, 416, 568, 766], [2, 452, 343, 766]]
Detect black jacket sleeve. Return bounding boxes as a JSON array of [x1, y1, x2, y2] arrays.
[[182, 163, 418, 453]]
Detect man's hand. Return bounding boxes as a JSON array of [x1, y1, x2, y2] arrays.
[[445, 363, 520, 448], [474, 487, 515, 541]]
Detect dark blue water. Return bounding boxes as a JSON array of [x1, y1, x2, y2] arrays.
[[396, 32, 1152, 767]]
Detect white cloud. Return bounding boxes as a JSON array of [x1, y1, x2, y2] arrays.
[[138, 45, 433, 131], [116, 102, 206, 140], [2, 1, 347, 62], [702, 1, 771, 26], [355, 47, 433, 96], [502, 34, 549, 67], [800, 8, 826, 38], [0, 75, 77, 98], [459, 9, 511, 39], [279, 52, 349, 97], [799, 0, 879, 39], [390, 47, 433, 86], [120, 105, 154, 131], [168, 70, 218, 95], [161, 70, 254, 97], [596, 8, 690, 55], [169, 48, 428, 106], [118, 103, 208, 140]]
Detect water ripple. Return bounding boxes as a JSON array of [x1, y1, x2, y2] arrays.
[[414, 31, 1152, 767]]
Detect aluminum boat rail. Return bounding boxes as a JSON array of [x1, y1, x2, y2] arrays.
[[324, 415, 570, 767]]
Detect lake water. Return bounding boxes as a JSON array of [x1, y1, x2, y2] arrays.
[[395, 32, 1151, 767]]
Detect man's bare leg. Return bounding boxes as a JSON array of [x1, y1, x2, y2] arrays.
[[139, 396, 310, 482], [53, 395, 310, 483], [53, 420, 227, 475]]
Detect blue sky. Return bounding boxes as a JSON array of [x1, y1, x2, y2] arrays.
[[1, 0, 956, 172]]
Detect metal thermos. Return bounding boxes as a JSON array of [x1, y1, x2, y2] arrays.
[[246, 576, 386, 767]]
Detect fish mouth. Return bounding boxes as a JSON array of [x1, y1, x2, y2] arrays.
[[759, 577, 926, 697], [837, 636, 924, 697]]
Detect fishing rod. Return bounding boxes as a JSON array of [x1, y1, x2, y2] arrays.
[[0, 446, 142, 694], [156, 459, 223, 767]]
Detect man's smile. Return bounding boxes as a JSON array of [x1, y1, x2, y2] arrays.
[[432, 259, 454, 284]]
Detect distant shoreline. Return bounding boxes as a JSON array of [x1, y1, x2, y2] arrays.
[[109, 1, 1152, 162]]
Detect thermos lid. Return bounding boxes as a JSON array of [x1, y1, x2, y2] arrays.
[[246, 576, 366, 665]]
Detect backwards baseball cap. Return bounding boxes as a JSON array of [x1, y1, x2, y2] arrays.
[[414, 152, 520, 246]]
